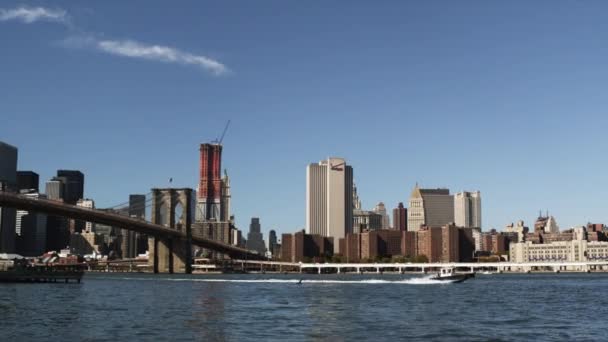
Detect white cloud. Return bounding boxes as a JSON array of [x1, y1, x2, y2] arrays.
[[96, 39, 229, 75], [0, 6, 67, 24]]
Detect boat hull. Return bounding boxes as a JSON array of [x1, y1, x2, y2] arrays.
[[431, 272, 475, 283]]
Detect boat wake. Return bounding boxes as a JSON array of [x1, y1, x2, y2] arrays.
[[162, 276, 454, 285]]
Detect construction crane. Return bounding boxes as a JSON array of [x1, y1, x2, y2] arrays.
[[212, 120, 231, 145]]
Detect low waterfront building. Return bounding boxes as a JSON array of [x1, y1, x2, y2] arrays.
[[510, 226, 608, 263]]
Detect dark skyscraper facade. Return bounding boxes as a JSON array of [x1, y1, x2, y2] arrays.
[[197, 144, 222, 221], [393, 202, 407, 231], [0, 141, 18, 253], [17, 171, 39, 193], [246, 217, 266, 255], [56, 170, 84, 204]]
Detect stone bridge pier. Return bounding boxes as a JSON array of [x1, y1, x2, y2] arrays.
[[148, 188, 193, 274]]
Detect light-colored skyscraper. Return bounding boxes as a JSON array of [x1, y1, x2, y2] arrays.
[[373, 202, 390, 230], [454, 191, 482, 228], [306, 157, 353, 252], [407, 184, 454, 231]]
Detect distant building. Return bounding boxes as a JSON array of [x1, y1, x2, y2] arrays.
[[505, 220, 529, 242], [392, 202, 407, 231], [197, 143, 223, 221], [15, 192, 47, 256], [0, 141, 18, 253], [56, 170, 84, 205], [281, 231, 333, 262], [373, 202, 390, 230], [268, 229, 279, 257], [74, 199, 95, 233], [353, 209, 383, 233], [306, 157, 354, 253], [407, 185, 454, 231], [340, 224, 477, 263], [45, 178, 64, 200], [510, 227, 608, 263], [246, 218, 266, 255], [454, 191, 481, 228], [17, 171, 39, 193], [534, 213, 559, 234]]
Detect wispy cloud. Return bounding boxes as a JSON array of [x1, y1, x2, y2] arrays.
[[0, 6, 67, 24], [96, 39, 229, 75], [2, 6, 230, 76]]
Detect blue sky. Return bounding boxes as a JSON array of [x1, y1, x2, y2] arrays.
[[2, 1, 608, 238]]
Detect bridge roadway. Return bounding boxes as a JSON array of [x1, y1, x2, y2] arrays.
[[0, 192, 261, 260]]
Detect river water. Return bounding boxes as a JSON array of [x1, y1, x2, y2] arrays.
[[1, 272, 607, 341]]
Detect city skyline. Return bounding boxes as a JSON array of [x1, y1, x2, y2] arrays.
[[2, 2, 608, 237]]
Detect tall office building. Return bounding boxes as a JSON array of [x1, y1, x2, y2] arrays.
[[220, 170, 231, 222], [197, 143, 223, 221], [407, 185, 454, 231], [45, 178, 68, 251], [0, 141, 18, 253], [45, 178, 64, 200], [16, 192, 47, 256], [56, 170, 84, 204], [306, 157, 354, 253], [17, 171, 39, 193], [268, 229, 278, 257], [454, 191, 482, 228], [246, 217, 266, 255], [393, 202, 407, 231], [373, 202, 390, 230]]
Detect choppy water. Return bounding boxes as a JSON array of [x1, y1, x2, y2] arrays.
[[2, 272, 608, 341]]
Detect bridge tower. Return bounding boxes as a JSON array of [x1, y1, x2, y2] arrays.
[[148, 188, 193, 274]]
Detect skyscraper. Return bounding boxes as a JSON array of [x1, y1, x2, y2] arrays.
[[454, 191, 482, 228], [197, 143, 222, 221], [0, 141, 18, 253], [392, 202, 407, 231], [16, 192, 47, 256], [407, 184, 454, 231], [373, 202, 390, 230], [268, 229, 278, 257], [246, 217, 266, 255], [17, 171, 39, 193], [306, 157, 354, 253], [56, 170, 84, 204]]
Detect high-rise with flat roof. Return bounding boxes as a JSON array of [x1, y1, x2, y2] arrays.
[[17, 171, 39, 193], [454, 191, 482, 228], [306, 157, 353, 253], [56, 170, 84, 204], [373, 202, 390, 230], [392, 202, 407, 231], [407, 185, 454, 231], [0, 141, 18, 253]]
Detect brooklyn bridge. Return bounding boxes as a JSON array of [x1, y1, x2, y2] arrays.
[[0, 190, 263, 274]]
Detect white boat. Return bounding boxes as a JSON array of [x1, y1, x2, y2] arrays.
[[480, 271, 493, 275], [430, 268, 475, 283]]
